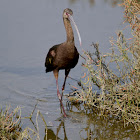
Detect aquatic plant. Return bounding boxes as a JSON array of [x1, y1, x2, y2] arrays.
[[69, 0, 140, 131]]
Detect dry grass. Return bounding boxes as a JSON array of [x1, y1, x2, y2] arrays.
[[0, 106, 22, 139], [0, 105, 47, 140], [69, 0, 140, 131]]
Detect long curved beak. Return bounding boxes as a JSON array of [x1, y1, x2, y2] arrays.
[[68, 14, 82, 46]]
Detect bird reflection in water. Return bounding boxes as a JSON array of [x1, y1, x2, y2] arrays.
[[44, 120, 68, 140]]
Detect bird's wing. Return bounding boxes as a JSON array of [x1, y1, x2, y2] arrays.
[[45, 44, 61, 72]]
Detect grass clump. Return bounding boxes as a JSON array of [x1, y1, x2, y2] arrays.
[[0, 106, 22, 139], [0, 105, 47, 140], [69, 0, 140, 131]]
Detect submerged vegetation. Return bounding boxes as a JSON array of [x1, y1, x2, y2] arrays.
[[69, 0, 140, 131]]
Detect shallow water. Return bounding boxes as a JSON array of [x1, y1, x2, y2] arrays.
[[0, 0, 139, 139]]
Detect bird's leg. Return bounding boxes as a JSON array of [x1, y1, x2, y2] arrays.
[[54, 70, 67, 117], [61, 69, 70, 99], [62, 76, 67, 91], [56, 80, 67, 117]]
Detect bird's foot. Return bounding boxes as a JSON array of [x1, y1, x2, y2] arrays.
[[59, 98, 67, 117], [57, 90, 67, 117]]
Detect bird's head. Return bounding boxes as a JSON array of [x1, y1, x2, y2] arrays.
[[63, 8, 73, 19], [63, 8, 82, 46]]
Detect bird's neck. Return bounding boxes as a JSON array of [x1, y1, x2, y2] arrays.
[[63, 18, 74, 45]]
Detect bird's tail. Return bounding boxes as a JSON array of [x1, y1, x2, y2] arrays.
[[45, 67, 53, 73], [45, 68, 50, 73]]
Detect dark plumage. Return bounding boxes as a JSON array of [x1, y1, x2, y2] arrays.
[[45, 8, 81, 117], [45, 43, 79, 72]]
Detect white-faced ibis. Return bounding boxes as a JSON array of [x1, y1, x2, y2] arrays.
[[45, 8, 81, 117]]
